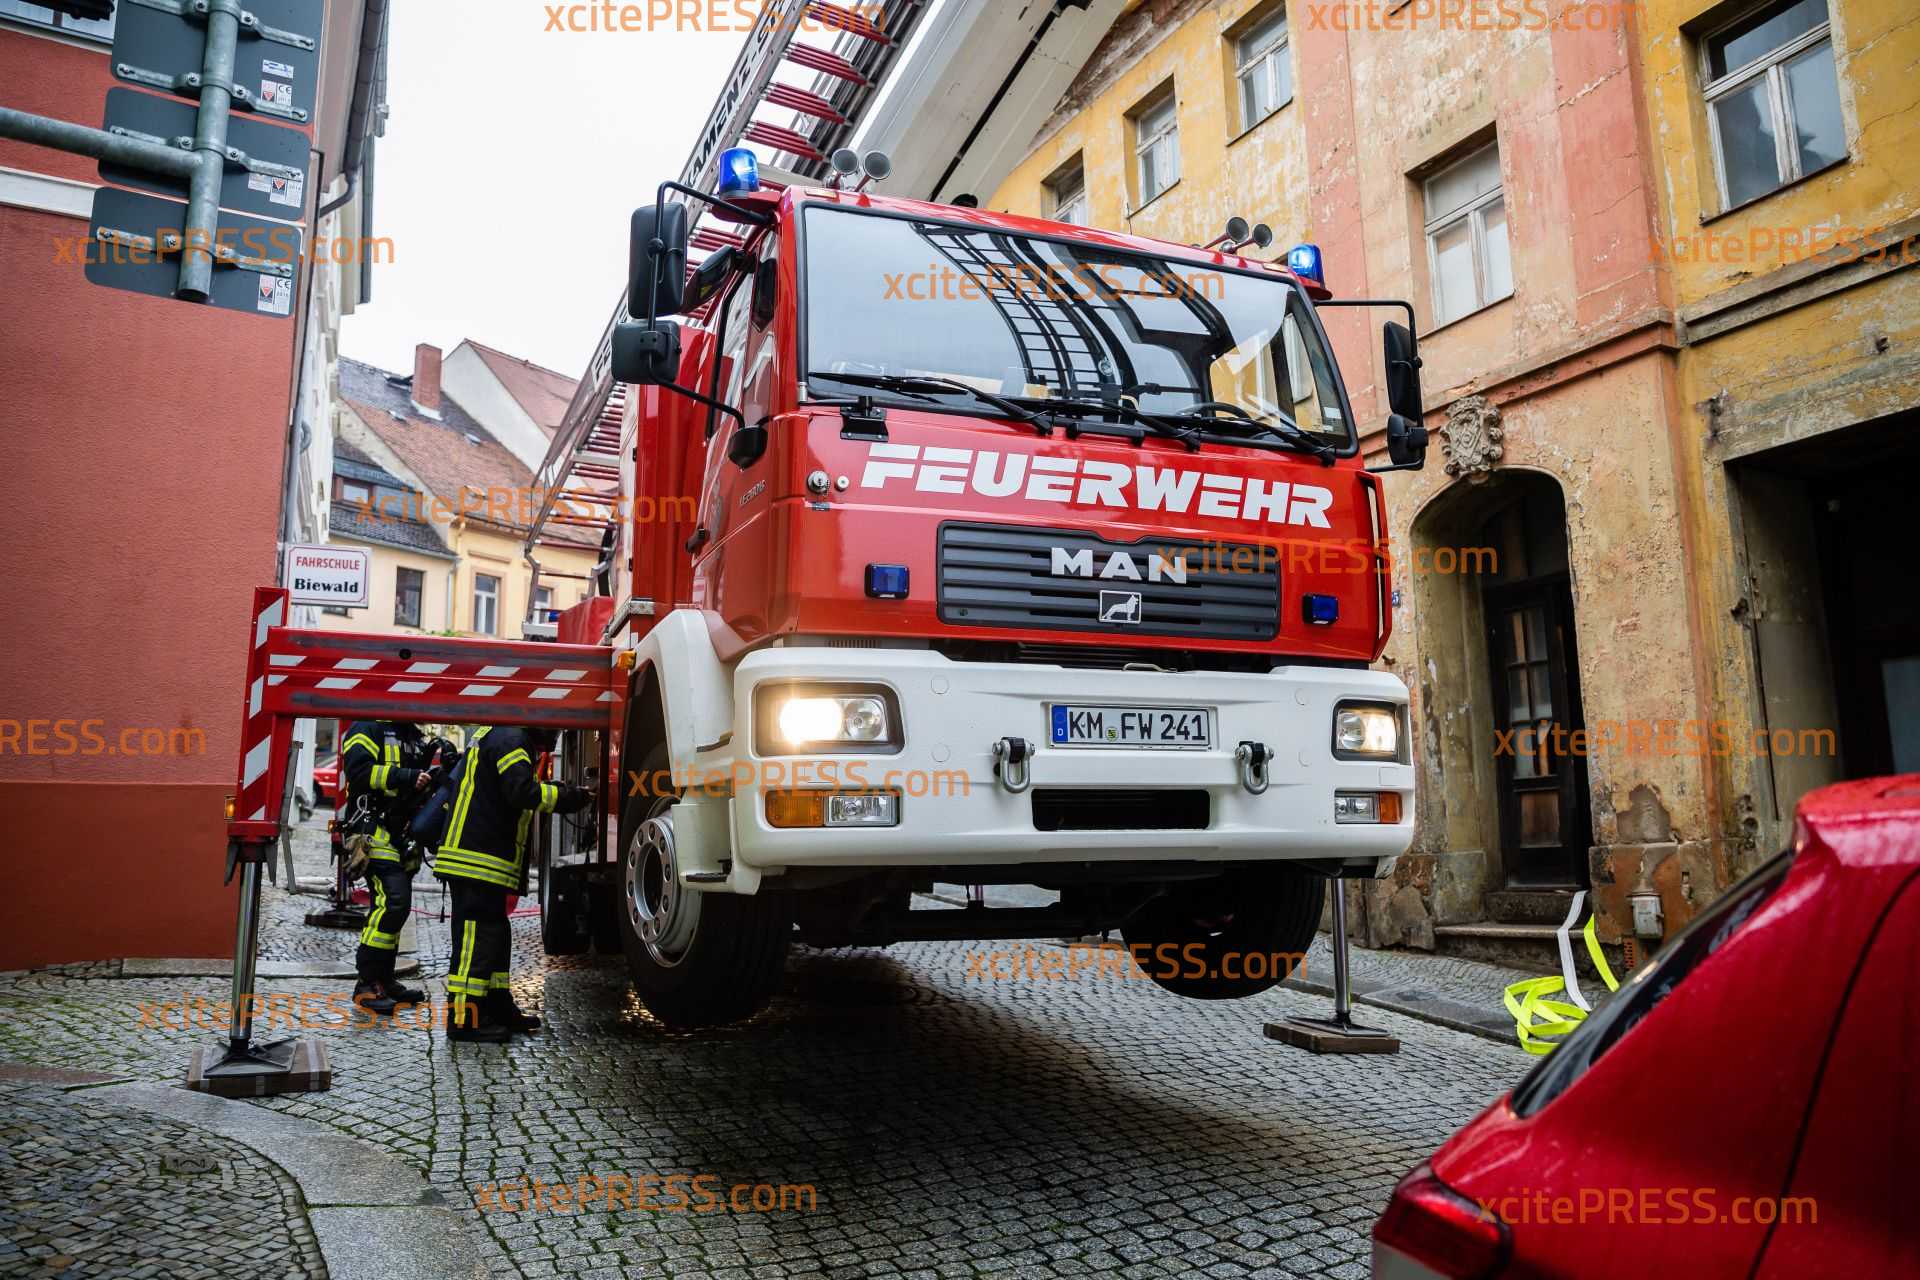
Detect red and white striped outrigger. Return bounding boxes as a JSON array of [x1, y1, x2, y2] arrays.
[[200, 588, 626, 1095], [226, 587, 625, 844]]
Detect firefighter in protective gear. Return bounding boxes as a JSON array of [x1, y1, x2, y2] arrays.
[[341, 720, 436, 1014], [438, 725, 593, 1042]]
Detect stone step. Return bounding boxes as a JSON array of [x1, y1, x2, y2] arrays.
[[1434, 921, 1627, 987], [1484, 888, 1581, 926]]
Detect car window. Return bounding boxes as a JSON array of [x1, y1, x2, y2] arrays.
[[1511, 849, 1794, 1118]]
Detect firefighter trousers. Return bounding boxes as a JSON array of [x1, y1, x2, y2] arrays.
[[355, 862, 413, 985], [445, 878, 511, 1028]]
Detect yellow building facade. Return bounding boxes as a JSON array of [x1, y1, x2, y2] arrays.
[[985, 0, 1918, 957]]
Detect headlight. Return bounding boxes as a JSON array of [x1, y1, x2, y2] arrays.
[[755, 684, 903, 755], [1333, 703, 1400, 760]]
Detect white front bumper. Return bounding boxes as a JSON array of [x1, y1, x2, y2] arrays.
[[723, 647, 1414, 872]]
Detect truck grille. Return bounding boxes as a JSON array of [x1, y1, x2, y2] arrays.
[[937, 522, 1280, 642]]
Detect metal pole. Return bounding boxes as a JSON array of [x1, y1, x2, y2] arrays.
[[225, 857, 265, 1050], [178, 0, 244, 300], [1330, 876, 1353, 1027], [0, 107, 196, 177]]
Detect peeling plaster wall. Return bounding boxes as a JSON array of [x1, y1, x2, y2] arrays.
[[1640, 0, 1920, 863]]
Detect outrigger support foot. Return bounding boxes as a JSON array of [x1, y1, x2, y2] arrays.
[[1265, 877, 1400, 1055]]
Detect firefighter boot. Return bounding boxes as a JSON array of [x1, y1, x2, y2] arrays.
[[352, 956, 399, 1015], [444, 994, 510, 1044], [486, 987, 540, 1034]]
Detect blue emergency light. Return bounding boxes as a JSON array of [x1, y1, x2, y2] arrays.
[[865, 564, 910, 599], [1287, 243, 1325, 286], [717, 147, 760, 195], [1302, 593, 1340, 626]]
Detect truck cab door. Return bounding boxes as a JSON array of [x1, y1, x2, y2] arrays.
[[690, 238, 781, 651]]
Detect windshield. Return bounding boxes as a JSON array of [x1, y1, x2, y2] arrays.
[[800, 206, 1353, 447]]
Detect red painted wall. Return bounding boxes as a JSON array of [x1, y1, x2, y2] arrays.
[[0, 30, 293, 967]]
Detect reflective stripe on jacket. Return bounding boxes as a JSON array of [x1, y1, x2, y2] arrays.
[[341, 720, 424, 862], [436, 726, 560, 889]]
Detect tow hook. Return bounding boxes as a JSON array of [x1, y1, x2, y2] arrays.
[[993, 736, 1033, 794], [1235, 741, 1271, 795]]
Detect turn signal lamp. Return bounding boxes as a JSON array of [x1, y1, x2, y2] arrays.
[[1287, 243, 1325, 286], [766, 790, 900, 828], [717, 147, 760, 195], [223, 794, 236, 820]]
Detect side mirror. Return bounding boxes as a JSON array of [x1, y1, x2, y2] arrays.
[[1383, 321, 1423, 421], [1383, 413, 1429, 468], [628, 203, 688, 320], [611, 319, 680, 386]]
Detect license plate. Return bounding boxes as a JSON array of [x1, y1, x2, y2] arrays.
[[1049, 704, 1214, 749]]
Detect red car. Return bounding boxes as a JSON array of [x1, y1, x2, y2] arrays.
[[1372, 775, 1919, 1279], [311, 754, 341, 808]]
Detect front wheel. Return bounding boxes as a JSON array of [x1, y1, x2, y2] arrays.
[[1120, 866, 1325, 1000], [616, 745, 790, 1028]]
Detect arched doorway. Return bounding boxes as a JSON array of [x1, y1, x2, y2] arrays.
[[1411, 470, 1591, 895]]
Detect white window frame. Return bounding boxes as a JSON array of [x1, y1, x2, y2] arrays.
[[472, 573, 500, 636], [1048, 160, 1088, 226], [533, 584, 554, 621], [1133, 92, 1180, 207], [339, 480, 371, 504], [1235, 10, 1292, 132], [1423, 142, 1511, 326], [1700, 3, 1840, 211], [394, 567, 424, 629]]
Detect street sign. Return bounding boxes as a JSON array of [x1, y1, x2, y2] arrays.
[[284, 545, 370, 608], [112, 0, 325, 127], [86, 186, 304, 318], [100, 89, 311, 221]]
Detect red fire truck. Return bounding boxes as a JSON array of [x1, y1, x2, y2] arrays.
[[511, 147, 1432, 1029]]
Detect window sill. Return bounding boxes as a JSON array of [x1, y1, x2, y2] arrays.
[[1423, 289, 1514, 339], [1699, 156, 1850, 226], [1226, 100, 1292, 148], [1128, 178, 1182, 218]]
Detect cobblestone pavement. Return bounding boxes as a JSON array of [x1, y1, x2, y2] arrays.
[[0, 819, 1535, 1279], [0, 1075, 323, 1278]]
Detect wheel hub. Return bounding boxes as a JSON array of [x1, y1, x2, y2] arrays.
[[625, 814, 697, 967]]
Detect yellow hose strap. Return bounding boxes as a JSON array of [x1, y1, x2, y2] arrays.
[[1584, 914, 1620, 994], [1504, 898, 1624, 1054], [1502, 976, 1590, 1056]]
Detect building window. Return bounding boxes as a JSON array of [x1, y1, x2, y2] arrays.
[[394, 567, 423, 628], [1423, 142, 1512, 327], [472, 573, 500, 636], [338, 480, 370, 504], [1702, 0, 1843, 210], [0, 1, 116, 40], [1235, 10, 1292, 131], [1132, 91, 1180, 207], [533, 585, 554, 622], [1047, 159, 1088, 226]]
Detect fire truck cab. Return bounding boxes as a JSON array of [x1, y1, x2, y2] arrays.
[[536, 150, 1431, 1029]]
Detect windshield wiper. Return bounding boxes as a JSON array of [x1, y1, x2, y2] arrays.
[[806, 370, 1053, 436], [1151, 407, 1337, 466], [1000, 395, 1204, 451]]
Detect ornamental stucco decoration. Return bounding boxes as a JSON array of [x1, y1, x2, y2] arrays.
[[1441, 394, 1504, 479]]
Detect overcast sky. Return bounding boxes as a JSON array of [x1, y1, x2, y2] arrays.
[[337, 6, 752, 380]]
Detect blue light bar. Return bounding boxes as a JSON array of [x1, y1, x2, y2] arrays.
[[1287, 243, 1325, 286], [717, 147, 760, 195]]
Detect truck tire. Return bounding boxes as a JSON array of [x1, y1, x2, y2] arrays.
[[616, 744, 790, 1028], [538, 821, 590, 957], [1120, 866, 1324, 1000]]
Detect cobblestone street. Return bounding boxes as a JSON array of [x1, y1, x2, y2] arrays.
[[0, 820, 1535, 1279]]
